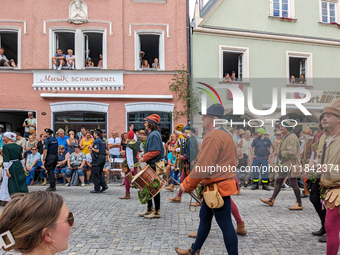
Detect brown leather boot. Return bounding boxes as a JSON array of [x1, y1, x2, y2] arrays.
[[260, 198, 275, 206], [236, 221, 247, 236], [169, 196, 181, 203], [188, 231, 197, 239], [138, 206, 154, 217], [119, 193, 130, 199], [289, 201, 303, 210], [144, 209, 161, 218], [165, 184, 175, 191], [175, 244, 200, 255]]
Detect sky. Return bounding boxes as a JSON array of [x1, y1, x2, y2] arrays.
[[189, 0, 209, 19]]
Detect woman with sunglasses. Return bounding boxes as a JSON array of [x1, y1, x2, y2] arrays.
[[0, 191, 74, 254]]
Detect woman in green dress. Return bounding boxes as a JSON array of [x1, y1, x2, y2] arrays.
[[1, 132, 28, 197]]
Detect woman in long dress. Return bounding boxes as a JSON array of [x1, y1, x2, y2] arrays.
[[0, 132, 28, 205]]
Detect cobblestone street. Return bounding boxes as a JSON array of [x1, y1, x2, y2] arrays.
[[0, 184, 328, 255]]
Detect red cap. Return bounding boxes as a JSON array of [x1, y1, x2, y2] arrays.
[[127, 130, 135, 140], [144, 114, 161, 124]]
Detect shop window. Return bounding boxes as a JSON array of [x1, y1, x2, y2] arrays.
[[127, 112, 171, 134], [54, 112, 106, 138], [0, 32, 18, 68], [136, 31, 164, 70], [84, 32, 103, 68], [222, 51, 244, 81]]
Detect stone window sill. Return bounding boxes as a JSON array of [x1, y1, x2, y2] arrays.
[[268, 16, 297, 22], [318, 22, 340, 28]]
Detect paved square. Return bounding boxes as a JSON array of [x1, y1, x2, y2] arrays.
[[0, 184, 328, 254]]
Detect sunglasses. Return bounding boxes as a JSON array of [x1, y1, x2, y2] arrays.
[[55, 212, 74, 226], [31, 149, 37, 151]]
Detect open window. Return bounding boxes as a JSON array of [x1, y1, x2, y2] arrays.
[[289, 57, 308, 85], [83, 32, 103, 68], [53, 32, 75, 69], [222, 51, 244, 81], [135, 31, 164, 70], [0, 31, 18, 68]]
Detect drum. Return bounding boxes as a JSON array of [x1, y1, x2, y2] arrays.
[[131, 164, 165, 199]]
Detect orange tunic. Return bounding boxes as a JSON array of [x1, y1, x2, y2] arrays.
[[183, 128, 238, 197]]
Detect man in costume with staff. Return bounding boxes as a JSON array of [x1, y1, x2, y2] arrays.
[[165, 124, 186, 192], [175, 104, 239, 255], [169, 126, 199, 203]]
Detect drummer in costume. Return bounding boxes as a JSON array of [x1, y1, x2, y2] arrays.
[[317, 99, 340, 254], [165, 124, 186, 192], [120, 130, 139, 199], [42, 128, 58, 192], [175, 104, 239, 255], [0, 132, 28, 205], [89, 129, 108, 193], [139, 114, 164, 219], [169, 126, 199, 203], [260, 120, 303, 210]]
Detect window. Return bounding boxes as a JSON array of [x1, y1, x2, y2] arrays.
[[322, 1, 337, 23], [52, 30, 104, 69], [84, 32, 103, 68], [135, 31, 164, 70], [286, 51, 312, 85], [273, 0, 290, 17], [219, 46, 249, 82], [0, 31, 18, 68], [222, 52, 244, 81], [54, 112, 106, 135], [127, 112, 171, 134]]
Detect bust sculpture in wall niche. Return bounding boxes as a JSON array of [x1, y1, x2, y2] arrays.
[[68, 0, 88, 24]]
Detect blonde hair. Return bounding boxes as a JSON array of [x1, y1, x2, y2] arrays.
[[67, 49, 73, 53], [0, 191, 64, 253], [168, 134, 176, 143]]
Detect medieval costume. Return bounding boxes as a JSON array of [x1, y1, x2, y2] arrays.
[[120, 131, 139, 199]]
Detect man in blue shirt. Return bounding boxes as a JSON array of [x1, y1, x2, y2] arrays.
[[251, 128, 272, 191], [52, 48, 66, 70], [56, 129, 69, 153]]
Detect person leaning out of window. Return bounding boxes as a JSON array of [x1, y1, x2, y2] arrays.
[[141, 59, 150, 68], [66, 49, 75, 70], [65, 145, 86, 187], [0, 47, 16, 68]]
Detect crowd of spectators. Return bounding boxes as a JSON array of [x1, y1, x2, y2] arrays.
[[139, 51, 160, 69]]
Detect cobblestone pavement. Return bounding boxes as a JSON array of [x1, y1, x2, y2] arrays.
[[0, 184, 329, 255]]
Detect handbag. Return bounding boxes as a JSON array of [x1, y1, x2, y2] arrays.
[[122, 165, 128, 173], [155, 159, 165, 176], [203, 183, 224, 209]]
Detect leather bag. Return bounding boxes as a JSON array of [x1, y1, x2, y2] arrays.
[[203, 183, 224, 209]]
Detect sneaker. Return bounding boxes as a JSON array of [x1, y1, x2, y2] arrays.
[[86, 180, 90, 185], [81, 183, 85, 187], [57, 65, 62, 70], [53, 64, 57, 70], [68, 65, 71, 69], [29, 180, 34, 186], [42, 182, 47, 186], [65, 183, 70, 187], [72, 65, 75, 69]]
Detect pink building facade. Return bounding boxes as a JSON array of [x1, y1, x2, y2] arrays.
[[0, 0, 187, 136]]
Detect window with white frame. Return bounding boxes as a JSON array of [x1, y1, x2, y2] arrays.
[[0, 31, 18, 68], [273, 0, 290, 18], [52, 30, 104, 69], [286, 51, 313, 85], [222, 51, 244, 81], [135, 31, 164, 70], [321, 1, 337, 23]]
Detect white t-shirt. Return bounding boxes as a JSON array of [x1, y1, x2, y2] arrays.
[[66, 54, 75, 60], [24, 118, 36, 132], [85, 153, 92, 163], [108, 137, 121, 156]]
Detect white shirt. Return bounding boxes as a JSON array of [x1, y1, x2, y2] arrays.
[[24, 118, 36, 133], [0, 54, 9, 62], [66, 54, 75, 60], [85, 153, 92, 163], [108, 137, 121, 155], [126, 146, 134, 169]]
